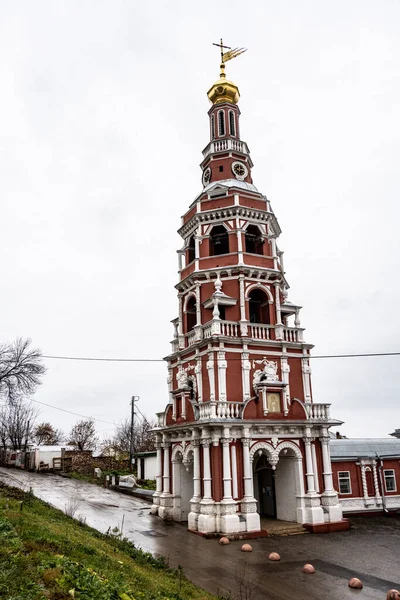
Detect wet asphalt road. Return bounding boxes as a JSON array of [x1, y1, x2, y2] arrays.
[[0, 467, 399, 600]]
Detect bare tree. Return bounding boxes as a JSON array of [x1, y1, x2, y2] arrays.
[[101, 416, 156, 458], [68, 419, 98, 451], [0, 397, 38, 450], [0, 338, 46, 402], [33, 422, 64, 445]]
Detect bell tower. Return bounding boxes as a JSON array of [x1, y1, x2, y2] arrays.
[[151, 44, 347, 536]]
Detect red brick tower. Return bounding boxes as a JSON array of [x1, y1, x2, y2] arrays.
[[151, 47, 346, 535]]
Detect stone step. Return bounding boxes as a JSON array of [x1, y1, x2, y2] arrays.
[[265, 524, 307, 536]]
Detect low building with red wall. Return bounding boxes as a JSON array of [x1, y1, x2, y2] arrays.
[[331, 438, 400, 514]]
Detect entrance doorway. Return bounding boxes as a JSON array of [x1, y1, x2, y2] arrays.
[[254, 455, 276, 518]]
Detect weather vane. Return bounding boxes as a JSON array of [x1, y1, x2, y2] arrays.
[[212, 38, 247, 77]]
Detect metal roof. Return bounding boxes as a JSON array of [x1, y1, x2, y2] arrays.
[[330, 438, 400, 459]]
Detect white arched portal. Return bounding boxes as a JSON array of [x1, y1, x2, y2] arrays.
[[172, 444, 194, 522], [251, 441, 306, 524]]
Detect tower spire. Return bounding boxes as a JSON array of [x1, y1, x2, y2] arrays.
[[212, 38, 247, 79]]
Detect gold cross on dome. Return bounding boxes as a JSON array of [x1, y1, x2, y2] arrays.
[[212, 38, 247, 65]]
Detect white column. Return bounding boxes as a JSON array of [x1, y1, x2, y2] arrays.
[[195, 283, 201, 326], [239, 275, 248, 336], [207, 350, 216, 401], [241, 348, 251, 401], [178, 294, 185, 349], [162, 443, 171, 494], [372, 461, 382, 502], [302, 358, 312, 403], [360, 464, 368, 500], [172, 460, 181, 497], [151, 441, 163, 514], [271, 237, 278, 270], [242, 438, 253, 498], [202, 439, 212, 499], [274, 282, 282, 325], [311, 442, 320, 493], [217, 348, 227, 401], [195, 353, 203, 403], [222, 436, 232, 499], [231, 444, 238, 499], [172, 395, 177, 421], [304, 438, 316, 494], [281, 354, 290, 416], [320, 437, 334, 493], [193, 440, 201, 499]]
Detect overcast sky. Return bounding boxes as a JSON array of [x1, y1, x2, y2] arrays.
[[1, 1, 399, 440]]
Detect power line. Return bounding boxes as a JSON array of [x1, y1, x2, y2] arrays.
[[30, 398, 116, 426], [41, 351, 400, 363]]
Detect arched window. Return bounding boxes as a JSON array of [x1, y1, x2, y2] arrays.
[[210, 225, 229, 256], [245, 225, 264, 255], [211, 114, 215, 140], [187, 236, 195, 263], [229, 110, 235, 136], [186, 297, 197, 332], [249, 289, 270, 324], [218, 110, 225, 137]]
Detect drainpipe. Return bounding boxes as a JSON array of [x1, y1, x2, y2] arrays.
[[375, 452, 388, 513]]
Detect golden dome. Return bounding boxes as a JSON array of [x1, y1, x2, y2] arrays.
[[207, 63, 240, 105]]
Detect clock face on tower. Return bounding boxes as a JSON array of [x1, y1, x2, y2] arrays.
[[202, 167, 211, 186], [232, 161, 248, 181]]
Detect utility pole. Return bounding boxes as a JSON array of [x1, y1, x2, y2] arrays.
[[130, 395, 140, 473]]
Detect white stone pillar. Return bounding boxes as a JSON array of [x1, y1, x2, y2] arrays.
[[311, 442, 320, 493], [320, 437, 334, 493], [302, 358, 312, 403], [304, 438, 316, 494], [239, 275, 248, 335], [162, 443, 171, 494], [240, 437, 260, 532], [241, 348, 251, 401], [372, 461, 382, 504], [193, 441, 201, 499], [361, 464, 368, 500], [150, 441, 163, 514], [217, 348, 227, 402], [202, 439, 212, 499], [207, 350, 216, 401], [195, 283, 201, 326], [231, 444, 238, 499], [222, 436, 232, 500], [158, 441, 173, 521], [195, 353, 203, 403], [281, 355, 290, 416], [188, 439, 201, 531], [197, 438, 216, 534], [178, 294, 185, 349], [320, 434, 343, 522], [274, 283, 282, 325], [242, 438, 253, 498], [271, 237, 278, 270]]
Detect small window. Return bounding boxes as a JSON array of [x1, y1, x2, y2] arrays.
[[229, 110, 235, 136], [249, 289, 270, 324], [218, 110, 225, 136], [186, 297, 197, 332], [218, 305, 226, 320], [384, 469, 397, 492], [219, 165, 224, 172], [245, 225, 264, 255], [211, 114, 215, 140], [210, 225, 229, 256], [338, 471, 352, 494], [187, 236, 195, 263]]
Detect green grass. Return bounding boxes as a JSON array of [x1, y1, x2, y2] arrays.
[[0, 483, 215, 600]]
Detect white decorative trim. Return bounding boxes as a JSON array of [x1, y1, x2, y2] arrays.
[[249, 441, 276, 463], [275, 440, 302, 460], [244, 282, 274, 302], [171, 443, 184, 463]]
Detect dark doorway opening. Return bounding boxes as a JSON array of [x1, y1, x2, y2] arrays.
[[256, 456, 276, 518]]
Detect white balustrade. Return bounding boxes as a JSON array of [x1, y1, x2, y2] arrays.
[[197, 401, 244, 420], [220, 321, 239, 337], [248, 324, 272, 340], [171, 339, 179, 352], [283, 327, 304, 342], [202, 139, 249, 159], [305, 403, 331, 420]]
